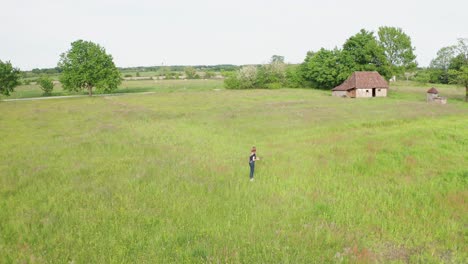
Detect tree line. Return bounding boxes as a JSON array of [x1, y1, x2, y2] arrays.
[[417, 39, 468, 89], [1, 28, 467, 100], [225, 27, 417, 90], [223, 27, 467, 100]]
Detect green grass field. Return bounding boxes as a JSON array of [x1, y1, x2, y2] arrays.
[[1, 81, 467, 263], [0, 79, 223, 99]]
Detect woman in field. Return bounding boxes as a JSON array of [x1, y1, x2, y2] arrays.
[[249, 146, 259, 181]]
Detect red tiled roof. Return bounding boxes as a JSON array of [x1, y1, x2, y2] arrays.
[[332, 71, 389, 91], [427, 87, 438, 94]]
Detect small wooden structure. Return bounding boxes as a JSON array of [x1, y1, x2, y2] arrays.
[[426, 87, 447, 104], [332, 71, 388, 98]]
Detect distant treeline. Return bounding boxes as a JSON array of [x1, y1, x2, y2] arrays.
[[119, 64, 239, 72], [30, 67, 62, 74], [23, 64, 240, 77]]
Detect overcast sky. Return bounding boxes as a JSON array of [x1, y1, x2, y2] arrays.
[[1, 0, 467, 70]]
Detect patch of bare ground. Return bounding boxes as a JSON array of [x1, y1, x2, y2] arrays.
[[335, 244, 376, 263]]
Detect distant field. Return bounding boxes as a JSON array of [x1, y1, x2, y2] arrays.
[[0, 79, 225, 100], [0, 82, 467, 262]]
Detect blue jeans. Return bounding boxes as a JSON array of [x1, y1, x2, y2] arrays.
[[249, 162, 255, 179]]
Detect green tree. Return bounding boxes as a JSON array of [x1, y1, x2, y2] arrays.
[[377, 26, 417, 75], [0, 60, 21, 96], [37, 75, 54, 96], [270, 55, 285, 63], [285, 64, 305, 88], [184, 67, 199, 79], [430, 39, 468, 85], [447, 39, 468, 101], [58, 40, 121, 96], [301, 48, 349, 89], [429, 46, 455, 84], [342, 29, 391, 78], [448, 66, 468, 101]]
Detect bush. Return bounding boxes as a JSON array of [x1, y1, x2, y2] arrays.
[[204, 71, 215, 79], [414, 69, 431, 83], [37, 75, 54, 95], [124, 74, 132, 78], [265, 82, 282, 89], [285, 65, 305, 88], [225, 59, 289, 90], [185, 67, 200, 79], [224, 75, 242, 89]]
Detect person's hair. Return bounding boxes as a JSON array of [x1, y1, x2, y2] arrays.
[[251, 146, 256, 152]]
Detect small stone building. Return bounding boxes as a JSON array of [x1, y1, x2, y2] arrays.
[[426, 87, 447, 104], [332, 71, 388, 98]]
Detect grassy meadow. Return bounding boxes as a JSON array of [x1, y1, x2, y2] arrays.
[[0, 81, 467, 263], [0, 79, 223, 100]]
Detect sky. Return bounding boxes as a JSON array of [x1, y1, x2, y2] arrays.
[[1, 0, 467, 70]]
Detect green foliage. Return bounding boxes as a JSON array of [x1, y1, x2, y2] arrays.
[[270, 55, 285, 63], [31, 67, 61, 75], [124, 74, 133, 78], [225, 56, 287, 89], [301, 48, 348, 89], [430, 39, 468, 86], [430, 46, 456, 71], [37, 75, 54, 96], [136, 72, 140, 77], [256, 62, 286, 88], [220, 69, 236, 78], [413, 69, 431, 83], [299, 28, 394, 89], [58, 40, 121, 96], [224, 65, 258, 89], [0, 60, 21, 96], [342, 29, 392, 78], [184, 67, 200, 79], [285, 64, 305, 88], [378, 26, 417, 74], [203, 71, 215, 79], [449, 66, 468, 101], [164, 72, 180, 80]]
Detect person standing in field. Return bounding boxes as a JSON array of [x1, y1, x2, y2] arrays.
[[249, 146, 259, 181]]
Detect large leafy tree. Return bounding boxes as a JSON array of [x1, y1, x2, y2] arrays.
[[447, 39, 468, 101], [58, 40, 121, 96], [270, 55, 285, 63], [0, 60, 21, 96], [430, 46, 456, 70], [342, 29, 391, 78], [301, 48, 349, 89], [448, 66, 468, 101], [377, 26, 417, 74], [430, 38, 468, 85]]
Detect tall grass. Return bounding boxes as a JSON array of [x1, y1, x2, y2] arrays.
[[0, 85, 467, 262]]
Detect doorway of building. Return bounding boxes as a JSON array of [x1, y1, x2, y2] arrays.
[[372, 88, 376, 97]]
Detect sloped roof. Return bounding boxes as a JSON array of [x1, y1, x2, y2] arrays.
[[332, 71, 389, 91], [427, 87, 438, 94]]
